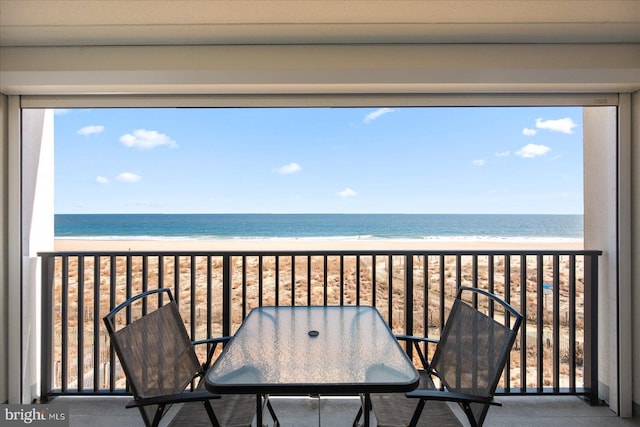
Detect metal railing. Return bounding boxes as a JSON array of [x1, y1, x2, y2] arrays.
[[39, 249, 601, 403]]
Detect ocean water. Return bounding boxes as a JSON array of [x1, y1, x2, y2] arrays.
[[54, 214, 583, 242]]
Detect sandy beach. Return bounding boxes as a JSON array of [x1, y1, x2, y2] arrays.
[[54, 238, 583, 252]]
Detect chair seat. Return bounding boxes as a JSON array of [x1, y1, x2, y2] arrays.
[[371, 370, 462, 427], [212, 394, 257, 427], [169, 394, 257, 427]]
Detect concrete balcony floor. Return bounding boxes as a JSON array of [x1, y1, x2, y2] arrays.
[[46, 395, 639, 427]]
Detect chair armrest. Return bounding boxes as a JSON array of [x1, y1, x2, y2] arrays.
[[125, 391, 221, 409], [192, 336, 233, 371], [395, 335, 439, 345], [406, 389, 502, 407], [192, 336, 232, 347], [394, 335, 438, 370]]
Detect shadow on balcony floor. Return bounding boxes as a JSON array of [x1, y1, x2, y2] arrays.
[[48, 395, 638, 426]]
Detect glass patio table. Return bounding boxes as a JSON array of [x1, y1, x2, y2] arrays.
[[205, 305, 419, 426]]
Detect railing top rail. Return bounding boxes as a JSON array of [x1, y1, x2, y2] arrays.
[[38, 249, 603, 257]]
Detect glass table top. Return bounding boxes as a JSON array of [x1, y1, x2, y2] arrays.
[[205, 306, 419, 394]]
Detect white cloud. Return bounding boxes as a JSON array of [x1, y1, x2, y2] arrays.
[[472, 159, 485, 166], [276, 162, 302, 174], [119, 129, 177, 149], [338, 188, 357, 197], [95, 176, 110, 184], [495, 151, 510, 157], [535, 117, 578, 134], [116, 172, 142, 183], [522, 128, 538, 136], [54, 109, 70, 115], [516, 144, 551, 158], [77, 125, 105, 136], [364, 108, 394, 124]]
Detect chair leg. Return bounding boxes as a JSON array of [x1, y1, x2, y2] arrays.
[[352, 406, 363, 427], [460, 402, 479, 427], [203, 400, 221, 427], [408, 399, 426, 427], [150, 404, 166, 427]]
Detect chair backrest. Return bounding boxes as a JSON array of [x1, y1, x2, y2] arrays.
[[103, 288, 201, 425], [431, 286, 523, 426]]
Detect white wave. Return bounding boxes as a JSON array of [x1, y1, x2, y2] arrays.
[[55, 234, 583, 243]]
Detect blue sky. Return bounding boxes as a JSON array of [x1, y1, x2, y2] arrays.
[[53, 106, 583, 214]]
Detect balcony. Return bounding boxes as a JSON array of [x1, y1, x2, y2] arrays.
[[49, 395, 629, 426], [38, 248, 603, 424]]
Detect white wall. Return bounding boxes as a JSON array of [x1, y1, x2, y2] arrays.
[[0, 94, 7, 403], [1, 102, 56, 405], [4, 108, 55, 404], [1, 44, 639, 95], [632, 90, 640, 415], [584, 107, 619, 410], [19, 109, 55, 403]]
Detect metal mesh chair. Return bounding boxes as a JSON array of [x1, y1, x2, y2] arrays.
[[103, 288, 256, 427], [370, 286, 523, 427]]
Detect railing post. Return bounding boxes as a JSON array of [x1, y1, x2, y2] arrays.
[[405, 255, 414, 358], [222, 254, 232, 338], [584, 253, 599, 404], [40, 254, 55, 402]]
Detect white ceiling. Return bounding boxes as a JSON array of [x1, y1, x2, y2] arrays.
[[2, 0, 640, 46]]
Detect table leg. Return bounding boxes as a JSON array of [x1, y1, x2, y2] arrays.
[[256, 394, 262, 427], [364, 393, 371, 427]]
